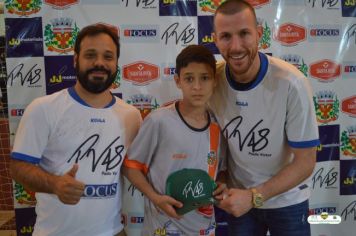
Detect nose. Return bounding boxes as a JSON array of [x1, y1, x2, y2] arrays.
[[192, 79, 202, 90], [93, 56, 105, 68], [230, 35, 243, 52]]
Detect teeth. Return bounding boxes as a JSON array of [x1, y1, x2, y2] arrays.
[[230, 54, 245, 59]]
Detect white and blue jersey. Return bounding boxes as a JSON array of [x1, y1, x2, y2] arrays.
[[209, 53, 320, 208], [12, 87, 141, 236]]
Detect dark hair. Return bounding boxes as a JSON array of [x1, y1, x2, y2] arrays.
[[214, 0, 258, 27], [176, 45, 216, 76], [74, 23, 120, 58]]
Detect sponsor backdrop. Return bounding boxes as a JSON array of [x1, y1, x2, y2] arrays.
[[3, 0, 356, 235]]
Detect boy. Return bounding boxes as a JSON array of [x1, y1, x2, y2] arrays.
[[123, 45, 226, 235]]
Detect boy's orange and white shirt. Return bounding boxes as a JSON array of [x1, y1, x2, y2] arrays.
[[124, 102, 227, 236]]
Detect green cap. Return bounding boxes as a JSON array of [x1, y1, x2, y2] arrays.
[[165, 168, 217, 215]]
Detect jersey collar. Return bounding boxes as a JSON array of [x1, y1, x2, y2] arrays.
[[68, 87, 116, 108]]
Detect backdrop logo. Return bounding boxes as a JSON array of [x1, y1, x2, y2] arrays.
[[309, 25, 341, 42], [112, 66, 121, 89], [309, 205, 337, 215], [45, 56, 76, 94], [344, 64, 356, 77], [161, 22, 196, 45], [342, 0, 356, 17], [14, 182, 36, 206], [258, 18, 271, 50], [124, 29, 157, 37], [5, 17, 44, 57], [280, 54, 308, 76], [340, 161, 356, 195], [198, 16, 218, 54], [310, 59, 341, 81], [10, 109, 25, 117], [342, 95, 356, 117], [5, 0, 42, 16], [313, 90, 339, 124], [159, 0, 197, 16], [317, 124, 340, 162], [44, 0, 79, 8], [246, 0, 271, 7], [341, 125, 356, 157], [161, 63, 176, 80], [123, 61, 159, 85], [273, 23, 306, 46], [121, 25, 159, 43], [127, 94, 160, 119], [44, 17, 80, 54], [306, 0, 340, 9], [198, 0, 224, 13]]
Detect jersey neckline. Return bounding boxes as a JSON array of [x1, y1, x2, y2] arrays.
[[68, 87, 116, 108], [175, 101, 211, 132]]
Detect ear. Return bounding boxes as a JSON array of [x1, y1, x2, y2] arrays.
[[174, 74, 181, 89], [212, 32, 217, 43], [73, 53, 78, 69], [257, 25, 263, 41]]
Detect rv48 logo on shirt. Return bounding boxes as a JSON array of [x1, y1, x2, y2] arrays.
[[67, 134, 124, 173], [222, 116, 270, 154]]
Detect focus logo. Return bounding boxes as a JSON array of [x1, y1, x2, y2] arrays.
[[309, 206, 337, 215], [130, 216, 144, 224], [11, 109, 25, 117], [83, 183, 117, 198], [124, 29, 157, 37]]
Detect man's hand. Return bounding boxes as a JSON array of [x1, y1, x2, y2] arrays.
[[213, 181, 228, 201], [53, 164, 85, 205], [217, 188, 253, 217], [152, 194, 183, 220]]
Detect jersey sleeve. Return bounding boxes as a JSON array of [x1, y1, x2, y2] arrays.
[[11, 99, 51, 164], [286, 76, 320, 148], [124, 112, 160, 174]]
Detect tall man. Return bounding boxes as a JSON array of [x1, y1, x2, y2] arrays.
[[10, 23, 141, 236], [210, 1, 320, 235]]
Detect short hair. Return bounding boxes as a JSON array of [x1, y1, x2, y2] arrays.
[[214, 0, 258, 27], [74, 23, 120, 58], [176, 45, 216, 76]]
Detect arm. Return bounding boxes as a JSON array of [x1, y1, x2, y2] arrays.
[[122, 166, 183, 219], [218, 146, 316, 216], [10, 159, 85, 205]]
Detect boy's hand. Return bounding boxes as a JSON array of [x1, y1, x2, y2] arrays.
[[213, 182, 228, 201], [152, 194, 183, 220]]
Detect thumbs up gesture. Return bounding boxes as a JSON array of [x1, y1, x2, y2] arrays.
[[53, 164, 85, 205]]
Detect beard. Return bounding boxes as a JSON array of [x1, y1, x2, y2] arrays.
[[76, 63, 117, 94]]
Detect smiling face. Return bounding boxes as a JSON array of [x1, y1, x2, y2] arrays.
[[74, 33, 118, 94], [175, 62, 216, 109], [214, 8, 262, 83]]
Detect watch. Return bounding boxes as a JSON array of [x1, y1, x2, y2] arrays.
[[251, 188, 264, 208]]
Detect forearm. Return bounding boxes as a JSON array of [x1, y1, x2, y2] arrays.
[[255, 147, 317, 201], [122, 167, 160, 203], [10, 159, 58, 194]]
